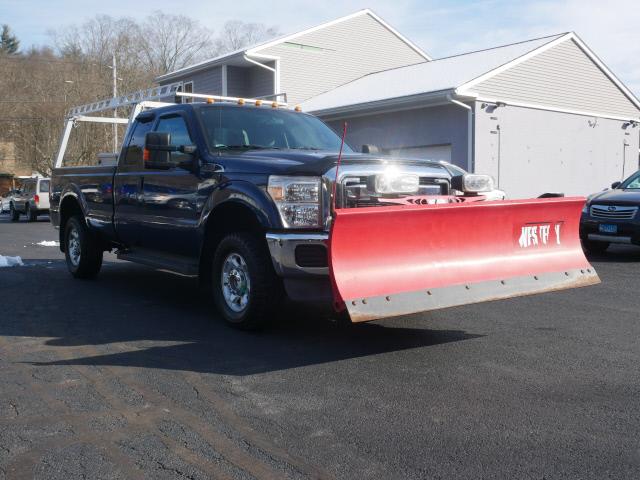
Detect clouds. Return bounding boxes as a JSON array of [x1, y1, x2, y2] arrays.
[[3, 0, 639, 95]]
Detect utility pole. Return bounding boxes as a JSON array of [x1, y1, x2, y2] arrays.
[[112, 53, 118, 152]]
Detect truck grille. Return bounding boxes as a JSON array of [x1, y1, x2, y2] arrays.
[[590, 205, 638, 220]]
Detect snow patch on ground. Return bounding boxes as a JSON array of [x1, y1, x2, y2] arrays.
[[0, 256, 24, 267], [37, 241, 60, 247]]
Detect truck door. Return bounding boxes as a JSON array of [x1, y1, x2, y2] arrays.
[[138, 112, 201, 257], [113, 114, 154, 246]]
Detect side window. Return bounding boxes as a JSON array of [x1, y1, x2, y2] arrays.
[[123, 117, 154, 167], [156, 115, 194, 163]]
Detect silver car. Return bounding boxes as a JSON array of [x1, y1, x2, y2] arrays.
[[0, 189, 22, 214]]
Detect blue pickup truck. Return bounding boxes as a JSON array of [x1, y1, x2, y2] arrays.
[[50, 101, 489, 329]]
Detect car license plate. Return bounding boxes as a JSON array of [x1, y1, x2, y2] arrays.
[[598, 224, 618, 234]]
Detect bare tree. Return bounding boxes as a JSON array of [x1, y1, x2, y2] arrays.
[[214, 21, 280, 55], [137, 11, 214, 76], [0, 12, 280, 176]]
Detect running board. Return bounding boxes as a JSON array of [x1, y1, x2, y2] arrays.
[[117, 249, 199, 277]]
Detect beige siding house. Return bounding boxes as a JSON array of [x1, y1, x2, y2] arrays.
[[301, 32, 640, 198], [156, 10, 429, 105]]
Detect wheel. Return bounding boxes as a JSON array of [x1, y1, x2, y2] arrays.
[[26, 204, 37, 222], [212, 232, 283, 330], [582, 239, 609, 254], [64, 215, 103, 279], [9, 204, 19, 222]]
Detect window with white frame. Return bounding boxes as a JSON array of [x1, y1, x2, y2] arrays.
[[182, 82, 193, 103]]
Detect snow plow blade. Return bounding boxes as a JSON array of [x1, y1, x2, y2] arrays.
[[328, 197, 599, 323]]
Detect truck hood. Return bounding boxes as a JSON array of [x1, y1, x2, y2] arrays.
[[211, 150, 450, 177], [589, 188, 640, 206]]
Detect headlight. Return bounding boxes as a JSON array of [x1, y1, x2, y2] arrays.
[[582, 203, 589, 214], [267, 176, 321, 228], [374, 173, 419, 194], [462, 174, 494, 193]]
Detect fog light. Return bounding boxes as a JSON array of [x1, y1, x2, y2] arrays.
[[374, 173, 419, 194]]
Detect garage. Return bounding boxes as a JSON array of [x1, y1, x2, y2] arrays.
[[302, 32, 640, 198]]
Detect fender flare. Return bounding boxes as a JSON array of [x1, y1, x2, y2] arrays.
[[199, 180, 281, 233]]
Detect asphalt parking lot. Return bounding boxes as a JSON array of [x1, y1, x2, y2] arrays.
[[1, 214, 639, 479]]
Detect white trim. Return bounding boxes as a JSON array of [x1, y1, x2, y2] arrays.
[[275, 59, 281, 96], [246, 9, 431, 61], [460, 32, 640, 111], [243, 55, 276, 72], [446, 95, 473, 172], [470, 96, 640, 122], [182, 81, 194, 104], [221, 65, 228, 96], [157, 10, 431, 82], [570, 33, 640, 111], [460, 33, 570, 91]]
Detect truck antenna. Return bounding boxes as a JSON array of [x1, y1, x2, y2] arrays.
[[332, 121, 348, 211]]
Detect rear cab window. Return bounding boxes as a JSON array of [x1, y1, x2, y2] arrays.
[[39, 180, 50, 193]]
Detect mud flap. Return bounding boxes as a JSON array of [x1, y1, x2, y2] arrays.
[[328, 197, 600, 323]]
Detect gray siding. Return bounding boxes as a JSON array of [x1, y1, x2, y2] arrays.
[[473, 39, 640, 119], [260, 13, 426, 105], [474, 101, 639, 198], [226, 66, 250, 97], [248, 63, 275, 98], [159, 66, 223, 95], [322, 105, 470, 169]]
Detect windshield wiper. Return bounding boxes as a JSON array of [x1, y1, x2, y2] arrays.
[[288, 146, 323, 151], [216, 144, 280, 150]]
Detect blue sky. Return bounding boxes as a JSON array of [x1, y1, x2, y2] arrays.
[[2, 0, 639, 95]]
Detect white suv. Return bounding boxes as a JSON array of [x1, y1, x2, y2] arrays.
[[9, 177, 51, 222]]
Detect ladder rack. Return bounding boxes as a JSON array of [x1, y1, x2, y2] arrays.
[[56, 83, 291, 168], [67, 82, 183, 118]]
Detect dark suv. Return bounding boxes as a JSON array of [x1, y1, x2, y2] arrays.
[[580, 170, 640, 253]]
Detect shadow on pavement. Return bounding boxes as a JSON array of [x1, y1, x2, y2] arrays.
[[3, 259, 483, 376]]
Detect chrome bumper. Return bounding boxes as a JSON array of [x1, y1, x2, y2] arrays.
[[266, 232, 328, 277]]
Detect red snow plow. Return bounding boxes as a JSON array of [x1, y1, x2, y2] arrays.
[[328, 197, 599, 322]]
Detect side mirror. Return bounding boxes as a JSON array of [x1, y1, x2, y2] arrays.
[[611, 181, 621, 189], [362, 144, 380, 155], [144, 132, 196, 170], [144, 132, 171, 166]]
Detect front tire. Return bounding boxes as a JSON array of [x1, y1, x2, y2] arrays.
[[212, 232, 283, 330], [10, 204, 19, 222], [64, 216, 103, 279], [582, 239, 609, 254]]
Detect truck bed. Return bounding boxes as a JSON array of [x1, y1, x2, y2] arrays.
[[50, 165, 118, 233]]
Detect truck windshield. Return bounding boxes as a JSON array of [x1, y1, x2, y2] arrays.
[[198, 106, 352, 153]]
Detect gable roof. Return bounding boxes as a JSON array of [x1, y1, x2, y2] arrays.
[[156, 9, 431, 83], [301, 32, 640, 118], [300, 33, 566, 114]]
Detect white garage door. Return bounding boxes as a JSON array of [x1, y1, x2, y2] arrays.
[[388, 144, 452, 163]]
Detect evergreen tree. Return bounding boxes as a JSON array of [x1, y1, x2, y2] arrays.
[[0, 24, 19, 54]]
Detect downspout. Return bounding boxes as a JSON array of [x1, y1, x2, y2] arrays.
[[244, 53, 280, 100], [446, 93, 473, 172]]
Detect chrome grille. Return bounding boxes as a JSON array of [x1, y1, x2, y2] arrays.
[[590, 204, 638, 220]]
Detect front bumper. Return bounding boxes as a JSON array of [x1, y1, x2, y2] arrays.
[[266, 232, 331, 303], [580, 215, 640, 245], [266, 232, 329, 277]]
